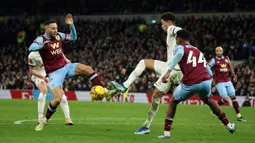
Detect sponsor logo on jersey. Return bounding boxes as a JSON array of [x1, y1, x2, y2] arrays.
[[220, 64, 227, 68], [50, 48, 62, 55], [50, 42, 59, 49]]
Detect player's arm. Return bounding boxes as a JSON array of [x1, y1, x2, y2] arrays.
[[58, 24, 77, 41], [227, 57, 237, 82], [28, 37, 45, 52], [28, 56, 48, 82], [167, 26, 182, 36], [162, 45, 184, 83], [208, 58, 215, 68], [62, 53, 71, 64], [58, 13, 77, 41], [206, 64, 213, 77]]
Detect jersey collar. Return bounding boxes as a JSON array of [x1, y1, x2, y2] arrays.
[[43, 33, 51, 39], [215, 55, 223, 60]]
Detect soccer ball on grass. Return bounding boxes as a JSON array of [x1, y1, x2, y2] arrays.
[[90, 85, 106, 100]]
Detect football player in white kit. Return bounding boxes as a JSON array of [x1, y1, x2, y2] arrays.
[[111, 12, 183, 134], [28, 51, 73, 125]]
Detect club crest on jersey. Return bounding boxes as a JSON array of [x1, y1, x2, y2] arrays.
[[225, 59, 228, 63], [55, 35, 60, 41], [50, 42, 59, 49]]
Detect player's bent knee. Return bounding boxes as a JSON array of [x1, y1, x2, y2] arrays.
[[153, 88, 164, 97], [77, 64, 94, 75], [171, 97, 181, 104], [230, 96, 236, 101]]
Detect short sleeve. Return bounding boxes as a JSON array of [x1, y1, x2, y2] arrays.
[[208, 58, 215, 67], [167, 26, 182, 36], [28, 53, 36, 66]]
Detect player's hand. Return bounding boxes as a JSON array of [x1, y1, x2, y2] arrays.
[[42, 76, 49, 83], [162, 70, 171, 83], [65, 58, 71, 64], [233, 75, 237, 82], [65, 13, 73, 25]]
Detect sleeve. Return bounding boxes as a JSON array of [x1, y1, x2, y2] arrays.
[[167, 26, 182, 36], [28, 53, 36, 67], [208, 58, 215, 67], [28, 36, 43, 52], [168, 45, 184, 70], [58, 24, 77, 41], [227, 56, 231, 64], [206, 65, 213, 77]]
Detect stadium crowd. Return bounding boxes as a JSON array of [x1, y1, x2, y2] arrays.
[[0, 14, 254, 96], [0, 0, 254, 15]]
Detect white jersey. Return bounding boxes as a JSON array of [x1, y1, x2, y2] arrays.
[[166, 25, 182, 69], [28, 51, 46, 76]]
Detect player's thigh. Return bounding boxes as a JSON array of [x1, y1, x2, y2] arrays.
[[74, 63, 94, 76], [216, 83, 228, 98], [37, 81, 48, 93], [154, 68, 172, 94], [173, 84, 194, 102], [47, 68, 66, 91], [226, 81, 236, 97], [143, 59, 156, 71], [32, 76, 47, 93], [66, 63, 79, 78], [154, 60, 167, 76], [152, 87, 164, 98], [51, 86, 64, 102], [198, 80, 212, 100]]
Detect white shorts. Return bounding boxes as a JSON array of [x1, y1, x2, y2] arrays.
[[154, 67, 183, 94], [154, 60, 167, 77], [31, 75, 45, 88]]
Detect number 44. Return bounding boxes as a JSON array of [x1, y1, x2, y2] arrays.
[[187, 51, 206, 67]]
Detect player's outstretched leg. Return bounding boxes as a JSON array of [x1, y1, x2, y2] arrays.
[[230, 96, 247, 122], [111, 59, 156, 99], [203, 98, 236, 134], [60, 95, 73, 125], [37, 81, 47, 123], [158, 97, 178, 139], [35, 87, 63, 131], [134, 88, 162, 134], [74, 63, 118, 100], [217, 96, 246, 122]]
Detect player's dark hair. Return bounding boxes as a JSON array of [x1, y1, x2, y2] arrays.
[[176, 30, 190, 41], [44, 19, 57, 25], [161, 12, 176, 23]]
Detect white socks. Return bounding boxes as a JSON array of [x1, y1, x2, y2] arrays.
[[123, 60, 146, 88], [38, 93, 46, 121], [60, 95, 71, 119]]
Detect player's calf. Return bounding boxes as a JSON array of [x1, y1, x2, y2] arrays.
[[230, 96, 247, 122], [203, 98, 235, 133], [217, 98, 228, 106]]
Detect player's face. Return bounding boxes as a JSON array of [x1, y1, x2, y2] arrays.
[[161, 19, 169, 32], [46, 23, 58, 37], [215, 48, 223, 57]]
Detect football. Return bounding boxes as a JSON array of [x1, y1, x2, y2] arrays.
[[90, 85, 106, 100]]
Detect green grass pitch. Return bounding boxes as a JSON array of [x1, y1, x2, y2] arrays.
[[0, 99, 254, 143]]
